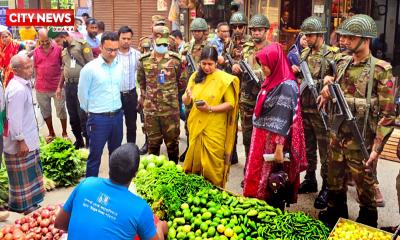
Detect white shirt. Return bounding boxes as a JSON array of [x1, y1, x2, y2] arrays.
[[4, 76, 40, 154], [117, 47, 141, 92]]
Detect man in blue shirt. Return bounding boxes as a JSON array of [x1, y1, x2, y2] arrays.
[[55, 143, 168, 240], [210, 22, 230, 56], [78, 31, 123, 177]]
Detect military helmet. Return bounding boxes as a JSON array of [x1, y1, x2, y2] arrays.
[[300, 16, 326, 34], [230, 12, 247, 25], [190, 18, 208, 31], [248, 14, 270, 29], [335, 18, 349, 35], [339, 14, 377, 38]]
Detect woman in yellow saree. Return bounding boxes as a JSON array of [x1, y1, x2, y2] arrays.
[[182, 46, 239, 188]]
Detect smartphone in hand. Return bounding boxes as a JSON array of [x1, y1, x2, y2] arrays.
[[194, 100, 206, 106]]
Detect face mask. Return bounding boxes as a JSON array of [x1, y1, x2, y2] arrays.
[[62, 40, 69, 49], [154, 45, 168, 54]]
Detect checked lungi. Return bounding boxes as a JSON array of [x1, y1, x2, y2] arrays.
[[4, 149, 45, 212]]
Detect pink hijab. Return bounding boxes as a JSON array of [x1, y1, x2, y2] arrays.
[[254, 43, 295, 117]]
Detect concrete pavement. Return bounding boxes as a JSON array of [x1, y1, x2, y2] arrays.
[[1, 106, 399, 230]]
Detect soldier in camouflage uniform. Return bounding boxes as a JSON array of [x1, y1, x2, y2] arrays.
[[224, 12, 250, 165], [296, 16, 339, 210], [137, 15, 167, 155], [138, 26, 186, 163], [231, 14, 270, 169], [225, 12, 251, 63], [179, 18, 210, 161], [318, 14, 396, 228]]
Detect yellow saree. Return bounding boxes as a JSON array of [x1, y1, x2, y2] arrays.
[[183, 70, 239, 187]]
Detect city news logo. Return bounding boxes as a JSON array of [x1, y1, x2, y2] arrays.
[[6, 9, 74, 28]]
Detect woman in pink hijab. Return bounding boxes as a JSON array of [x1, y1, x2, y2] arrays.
[[243, 43, 307, 210]]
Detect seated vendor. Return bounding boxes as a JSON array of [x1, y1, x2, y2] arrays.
[[55, 143, 168, 240]]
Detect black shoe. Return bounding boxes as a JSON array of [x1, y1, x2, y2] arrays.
[[84, 137, 89, 148], [179, 148, 187, 162], [381, 225, 399, 233], [298, 178, 318, 194], [318, 210, 329, 224], [74, 138, 85, 149], [139, 141, 148, 155], [314, 187, 328, 209], [231, 150, 238, 165]]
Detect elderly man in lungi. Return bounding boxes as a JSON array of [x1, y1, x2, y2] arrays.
[[4, 54, 45, 215]]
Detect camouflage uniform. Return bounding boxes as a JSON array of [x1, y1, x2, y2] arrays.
[[240, 41, 267, 159], [138, 28, 186, 162], [300, 45, 338, 184], [240, 14, 269, 161], [321, 14, 396, 228]]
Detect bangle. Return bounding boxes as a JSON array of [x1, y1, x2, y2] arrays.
[[208, 106, 213, 113]]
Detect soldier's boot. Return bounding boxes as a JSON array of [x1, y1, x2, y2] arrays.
[[231, 148, 238, 165], [356, 207, 378, 228], [139, 135, 149, 155], [84, 137, 89, 149], [318, 191, 348, 228], [314, 180, 328, 209], [298, 171, 318, 194], [375, 185, 385, 207], [73, 135, 85, 150], [179, 147, 188, 162]]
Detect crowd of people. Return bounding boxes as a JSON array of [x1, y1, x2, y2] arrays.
[[0, 8, 399, 239]]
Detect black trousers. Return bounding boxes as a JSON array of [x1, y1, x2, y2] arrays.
[[121, 89, 138, 143], [65, 82, 87, 140]]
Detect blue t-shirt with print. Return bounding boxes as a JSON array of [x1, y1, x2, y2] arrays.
[[63, 177, 156, 240]]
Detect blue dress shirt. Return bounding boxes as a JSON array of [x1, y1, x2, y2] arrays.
[[78, 56, 123, 113]]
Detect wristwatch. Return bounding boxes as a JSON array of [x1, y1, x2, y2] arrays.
[[208, 106, 213, 113]]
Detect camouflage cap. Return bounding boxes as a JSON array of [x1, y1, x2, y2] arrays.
[[139, 36, 152, 48], [335, 18, 350, 35], [190, 18, 208, 31], [154, 26, 170, 45], [47, 27, 68, 39], [152, 15, 166, 26]]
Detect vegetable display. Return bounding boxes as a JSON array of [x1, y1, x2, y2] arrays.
[[134, 155, 330, 239], [0, 205, 64, 240], [328, 218, 393, 240], [0, 166, 8, 206], [40, 138, 87, 187]]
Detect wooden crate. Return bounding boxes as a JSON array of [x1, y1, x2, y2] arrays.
[[381, 128, 400, 162]]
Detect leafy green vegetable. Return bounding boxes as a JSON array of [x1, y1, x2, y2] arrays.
[[0, 165, 8, 205], [40, 138, 86, 187]]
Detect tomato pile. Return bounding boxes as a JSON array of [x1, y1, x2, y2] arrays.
[[0, 205, 64, 240]]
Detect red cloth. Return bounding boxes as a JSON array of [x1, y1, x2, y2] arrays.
[[33, 42, 62, 93], [254, 43, 295, 118], [0, 40, 22, 86], [243, 42, 307, 203], [243, 92, 307, 202]]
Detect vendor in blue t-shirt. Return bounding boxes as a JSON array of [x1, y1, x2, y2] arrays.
[[55, 144, 168, 240]]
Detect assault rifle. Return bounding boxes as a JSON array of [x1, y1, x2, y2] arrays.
[[298, 59, 329, 131], [186, 54, 198, 76], [328, 83, 370, 163], [225, 53, 260, 86]]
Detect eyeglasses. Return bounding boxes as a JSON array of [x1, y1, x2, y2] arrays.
[[104, 48, 119, 53], [156, 43, 168, 47], [232, 25, 244, 30]]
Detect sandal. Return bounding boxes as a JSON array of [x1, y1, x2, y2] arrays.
[[45, 135, 55, 144], [62, 134, 71, 142]]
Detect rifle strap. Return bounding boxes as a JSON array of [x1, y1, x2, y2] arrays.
[[362, 55, 378, 138], [189, 40, 195, 53]]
